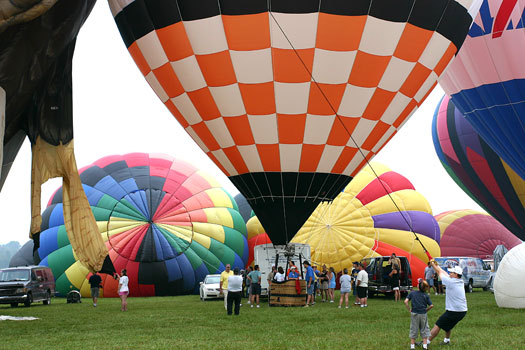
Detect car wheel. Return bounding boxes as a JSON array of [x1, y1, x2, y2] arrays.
[[43, 291, 51, 305], [466, 280, 473, 293], [24, 292, 33, 307], [10, 303, 18, 308]]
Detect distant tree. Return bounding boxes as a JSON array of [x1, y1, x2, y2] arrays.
[[0, 241, 22, 268]]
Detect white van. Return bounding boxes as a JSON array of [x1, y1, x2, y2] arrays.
[[253, 243, 311, 296], [434, 257, 492, 292]]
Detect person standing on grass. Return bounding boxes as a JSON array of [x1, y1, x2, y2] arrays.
[[248, 265, 262, 308], [245, 266, 253, 301], [303, 261, 315, 307], [390, 264, 401, 302], [405, 280, 434, 350], [425, 262, 437, 295], [328, 267, 336, 303], [267, 265, 277, 297], [88, 272, 102, 307], [356, 263, 368, 307], [117, 269, 129, 312], [320, 265, 329, 302], [351, 262, 360, 305], [427, 262, 468, 346], [220, 264, 234, 310], [227, 268, 243, 315], [338, 268, 352, 308]]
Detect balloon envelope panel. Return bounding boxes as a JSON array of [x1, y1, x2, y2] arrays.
[[435, 210, 521, 259], [439, 0, 525, 179], [494, 243, 525, 309], [37, 154, 248, 297], [289, 163, 441, 281], [432, 95, 525, 239], [109, 0, 480, 246]]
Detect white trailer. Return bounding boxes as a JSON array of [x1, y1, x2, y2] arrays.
[[253, 243, 311, 296]]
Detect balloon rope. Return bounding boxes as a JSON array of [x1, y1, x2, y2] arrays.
[[268, 11, 433, 260]]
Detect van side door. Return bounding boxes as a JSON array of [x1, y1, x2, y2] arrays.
[[33, 269, 46, 300]]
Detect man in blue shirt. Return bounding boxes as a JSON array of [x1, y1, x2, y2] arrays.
[[303, 261, 315, 307]]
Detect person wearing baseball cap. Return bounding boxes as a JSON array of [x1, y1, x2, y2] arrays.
[[425, 261, 468, 346]]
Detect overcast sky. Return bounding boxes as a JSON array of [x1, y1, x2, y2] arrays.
[[0, 2, 482, 245]]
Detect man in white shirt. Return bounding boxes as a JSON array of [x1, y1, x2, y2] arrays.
[[427, 262, 468, 346], [356, 263, 369, 307], [227, 268, 243, 315]]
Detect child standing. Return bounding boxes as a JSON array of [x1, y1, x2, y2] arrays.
[[405, 280, 433, 349]]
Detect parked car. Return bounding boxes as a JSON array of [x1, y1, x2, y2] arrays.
[[361, 256, 412, 296], [0, 266, 55, 307], [434, 257, 492, 292], [199, 274, 221, 300]]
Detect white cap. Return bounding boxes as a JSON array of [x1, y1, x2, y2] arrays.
[[447, 266, 463, 275]]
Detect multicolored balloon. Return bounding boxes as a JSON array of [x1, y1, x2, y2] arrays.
[[36, 153, 248, 297], [435, 210, 521, 259], [109, 0, 481, 246], [433, 95, 525, 239], [289, 163, 441, 283], [439, 0, 525, 179]]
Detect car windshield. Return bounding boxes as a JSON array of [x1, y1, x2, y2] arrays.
[[0, 269, 30, 282], [205, 276, 220, 284]]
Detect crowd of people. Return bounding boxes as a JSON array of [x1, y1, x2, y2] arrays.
[[220, 256, 468, 347], [85, 253, 467, 347]]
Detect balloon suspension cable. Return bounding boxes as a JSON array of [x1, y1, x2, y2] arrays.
[[269, 12, 433, 260]]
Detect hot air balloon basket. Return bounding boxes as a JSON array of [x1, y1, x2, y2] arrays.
[[269, 280, 307, 307]]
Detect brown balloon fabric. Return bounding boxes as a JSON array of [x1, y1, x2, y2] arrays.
[[30, 137, 108, 272], [0, 0, 58, 33]]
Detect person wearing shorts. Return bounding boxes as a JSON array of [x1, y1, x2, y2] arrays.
[[390, 264, 401, 302], [405, 280, 433, 349], [338, 268, 351, 308], [248, 265, 262, 308], [88, 272, 102, 307], [428, 263, 468, 346], [117, 269, 129, 312], [424, 262, 437, 295], [303, 261, 315, 307], [356, 263, 368, 307]]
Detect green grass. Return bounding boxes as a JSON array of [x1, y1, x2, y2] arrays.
[[1, 290, 523, 350]]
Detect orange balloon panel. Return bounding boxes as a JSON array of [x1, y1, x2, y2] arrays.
[[109, 0, 480, 245]]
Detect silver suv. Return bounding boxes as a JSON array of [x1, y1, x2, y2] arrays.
[[0, 266, 55, 307]]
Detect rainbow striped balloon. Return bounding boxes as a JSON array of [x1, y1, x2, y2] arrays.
[[36, 153, 248, 297]]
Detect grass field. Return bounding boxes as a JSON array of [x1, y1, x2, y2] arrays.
[[1, 289, 523, 350]]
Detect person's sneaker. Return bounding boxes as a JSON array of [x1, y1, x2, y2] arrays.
[[345, 306, 349, 309], [330, 300, 334, 303], [304, 304, 309, 308], [360, 304, 365, 308], [247, 301, 251, 304], [256, 305, 260, 308], [251, 305, 254, 308], [338, 306, 341, 309], [435, 292, 438, 295], [439, 341, 450, 346], [354, 302, 360, 305]]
